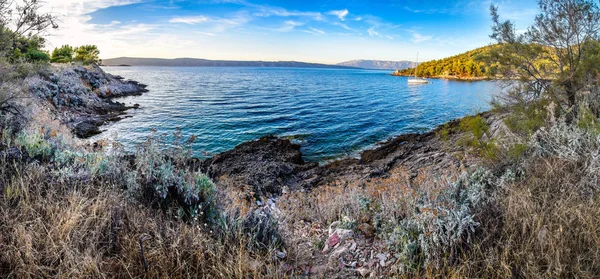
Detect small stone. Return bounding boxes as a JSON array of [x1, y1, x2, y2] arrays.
[[356, 267, 370, 277], [376, 253, 387, 267], [349, 241, 357, 251], [276, 250, 286, 260], [328, 247, 348, 268], [256, 200, 263, 206]]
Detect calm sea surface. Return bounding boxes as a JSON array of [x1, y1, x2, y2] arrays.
[[95, 67, 500, 162]]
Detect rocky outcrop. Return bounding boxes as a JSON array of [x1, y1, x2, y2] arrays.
[[203, 112, 505, 198], [26, 64, 147, 138], [201, 136, 318, 196]]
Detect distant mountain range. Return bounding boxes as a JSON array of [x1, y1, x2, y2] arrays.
[[336, 60, 417, 70], [102, 57, 356, 69]]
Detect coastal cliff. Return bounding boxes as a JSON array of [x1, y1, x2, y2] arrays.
[[25, 64, 148, 137]]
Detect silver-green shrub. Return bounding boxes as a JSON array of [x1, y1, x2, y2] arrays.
[[387, 168, 501, 273]]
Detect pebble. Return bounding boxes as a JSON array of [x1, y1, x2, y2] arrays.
[[356, 267, 370, 277], [375, 253, 387, 267]]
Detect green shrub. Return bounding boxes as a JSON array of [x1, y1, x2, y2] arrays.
[[504, 99, 549, 136], [457, 115, 499, 160], [576, 105, 600, 134], [25, 49, 50, 62], [16, 132, 54, 160], [507, 143, 528, 161], [436, 123, 452, 141], [129, 132, 218, 222], [51, 45, 74, 63], [386, 169, 500, 273]]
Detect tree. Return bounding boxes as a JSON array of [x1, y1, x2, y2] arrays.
[[51, 45, 73, 63], [25, 48, 49, 62], [0, 0, 58, 58], [490, 0, 600, 111], [74, 45, 100, 65]]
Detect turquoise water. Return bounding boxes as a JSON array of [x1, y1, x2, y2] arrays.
[[96, 67, 500, 162]]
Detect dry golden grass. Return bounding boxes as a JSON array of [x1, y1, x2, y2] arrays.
[[0, 162, 286, 278], [430, 158, 600, 278]]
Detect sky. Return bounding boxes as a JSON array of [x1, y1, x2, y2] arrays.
[[41, 0, 539, 64]]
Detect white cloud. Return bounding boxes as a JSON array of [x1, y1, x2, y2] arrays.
[[368, 27, 380, 37], [304, 27, 325, 35], [333, 22, 354, 31], [328, 9, 349, 21], [254, 6, 322, 20], [274, 20, 304, 32], [169, 16, 209, 24], [197, 31, 217, 36], [411, 33, 432, 43], [169, 13, 250, 32]]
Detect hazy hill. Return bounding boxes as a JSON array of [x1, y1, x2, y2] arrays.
[[102, 57, 355, 69], [337, 59, 416, 70], [399, 45, 499, 78]]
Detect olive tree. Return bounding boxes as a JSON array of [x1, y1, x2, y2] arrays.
[[490, 0, 600, 112], [0, 0, 58, 58]]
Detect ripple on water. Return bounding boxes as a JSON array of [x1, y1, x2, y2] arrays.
[[95, 67, 500, 162]]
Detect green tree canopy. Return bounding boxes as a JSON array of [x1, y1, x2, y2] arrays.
[[51, 45, 74, 63], [490, 0, 600, 110], [74, 45, 100, 65], [0, 0, 58, 60], [399, 46, 499, 78]]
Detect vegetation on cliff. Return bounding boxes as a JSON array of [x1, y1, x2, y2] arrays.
[[399, 45, 499, 78]]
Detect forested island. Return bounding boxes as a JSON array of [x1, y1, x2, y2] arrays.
[[397, 45, 499, 79]]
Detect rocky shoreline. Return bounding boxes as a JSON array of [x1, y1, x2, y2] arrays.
[[27, 64, 148, 138], [32, 65, 502, 197], [390, 73, 493, 81], [42, 65, 502, 196], [200, 112, 504, 198], [10, 64, 508, 277]]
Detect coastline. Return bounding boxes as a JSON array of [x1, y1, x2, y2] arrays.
[[29, 64, 149, 138], [390, 73, 494, 81], [74, 65, 501, 192]]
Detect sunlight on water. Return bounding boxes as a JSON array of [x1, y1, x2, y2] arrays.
[[93, 67, 501, 162]]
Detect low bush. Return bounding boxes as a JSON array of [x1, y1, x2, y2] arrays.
[[457, 115, 499, 161]]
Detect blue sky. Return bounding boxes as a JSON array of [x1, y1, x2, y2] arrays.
[[44, 0, 539, 63]]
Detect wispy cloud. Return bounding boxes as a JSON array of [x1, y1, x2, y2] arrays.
[[303, 27, 325, 35], [328, 9, 349, 21], [333, 22, 354, 31], [169, 12, 251, 32], [268, 20, 304, 32], [368, 27, 380, 37], [411, 32, 432, 43], [254, 6, 323, 20], [169, 16, 209, 24], [196, 31, 217, 36]]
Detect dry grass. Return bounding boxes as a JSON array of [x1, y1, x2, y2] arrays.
[[0, 162, 285, 278], [435, 158, 600, 278], [0, 108, 287, 278]]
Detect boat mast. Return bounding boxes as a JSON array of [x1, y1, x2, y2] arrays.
[[414, 52, 419, 78]]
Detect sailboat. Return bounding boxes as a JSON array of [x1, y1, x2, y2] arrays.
[[408, 52, 429, 84]]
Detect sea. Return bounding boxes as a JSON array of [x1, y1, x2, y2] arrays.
[[94, 66, 501, 162]]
